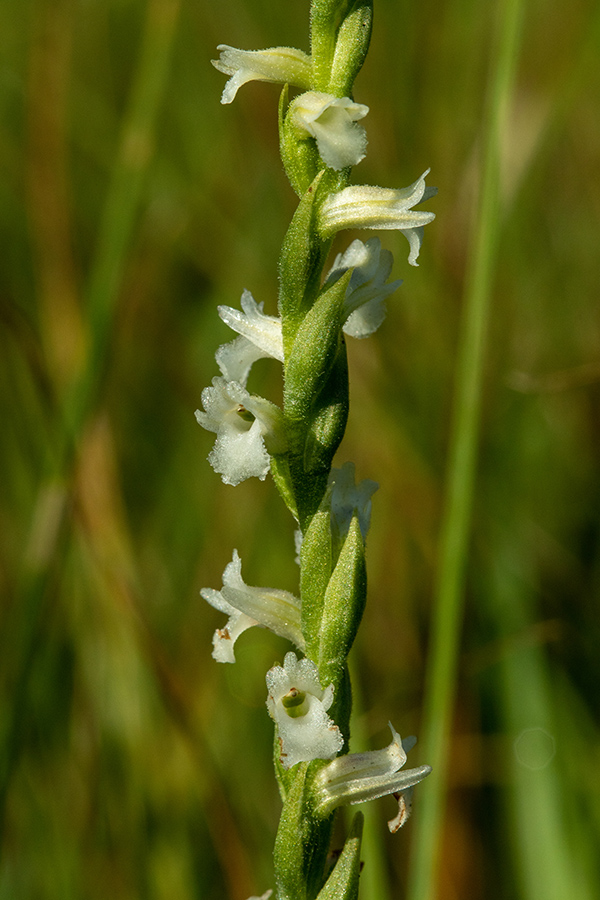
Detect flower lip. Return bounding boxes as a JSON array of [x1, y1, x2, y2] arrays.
[[195, 377, 286, 485], [290, 91, 369, 170], [266, 652, 344, 769]]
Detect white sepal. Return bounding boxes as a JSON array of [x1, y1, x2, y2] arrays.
[[319, 170, 437, 266], [215, 336, 268, 387], [290, 91, 369, 170], [201, 550, 303, 663], [266, 652, 344, 769], [212, 45, 312, 104], [218, 289, 284, 364]]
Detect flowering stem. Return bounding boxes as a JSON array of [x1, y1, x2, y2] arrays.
[[200, 2, 437, 897], [406, 0, 524, 897]]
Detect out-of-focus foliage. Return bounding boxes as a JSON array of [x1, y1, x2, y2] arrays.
[[0, 0, 599, 898]]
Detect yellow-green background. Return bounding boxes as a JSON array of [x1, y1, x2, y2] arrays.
[[1, 0, 599, 897]]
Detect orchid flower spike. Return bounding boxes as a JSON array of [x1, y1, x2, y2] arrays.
[[212, 44, 312, 104], [195, 378, 286, 485], [326, 237, 402, 338], [201, 550, 304, 663], [290, 91, 369, 171], [314, 723, 432, 832], [319, 169, 437, 266], [266, 652, 344, 769]]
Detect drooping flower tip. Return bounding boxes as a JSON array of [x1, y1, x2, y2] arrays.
[[201, 550, 303, 663], [217, 289, 284, 374], [319, 170, 437, 266], [266, 652, 344, 769], [326, 237, 402, 338], [290, 91, 369, 171], [314, 722, 431, 829], [212, 44, 312, 104]]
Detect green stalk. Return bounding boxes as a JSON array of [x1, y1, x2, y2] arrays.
[[406, 0, 524, 897]]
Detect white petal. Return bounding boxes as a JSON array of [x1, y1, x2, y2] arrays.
[[216, 335, 268, 385], [318, 172, 437, 265], [201, 551, 303, 662], [388, 788, 414, 832], [218, 290, 284, 362], [325, 237, 402, 337], [314, 723, 431, 815]]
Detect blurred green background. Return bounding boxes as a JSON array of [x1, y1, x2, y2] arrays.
[[1, 0, 599, 898]]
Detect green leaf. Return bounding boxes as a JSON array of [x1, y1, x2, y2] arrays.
[[300, 496, 334, 659], [318, 516, 367, 692], [328, 0, 373, 96], [278, 174, 329, 353], [302, 343, 349, 474], [284, 270, 351, 431], [271, 455, 300, 521]]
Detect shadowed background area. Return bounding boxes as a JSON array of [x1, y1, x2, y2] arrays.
[[1, 0, 599, 898]]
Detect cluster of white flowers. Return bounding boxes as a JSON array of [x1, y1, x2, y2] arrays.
[[196, 45, 436, 487], [195, 238, 406, 485], [211, 44, 436, 264], [200, 463, 430, 824]]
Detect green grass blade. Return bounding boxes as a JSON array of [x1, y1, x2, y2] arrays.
[[406, 0, 525, 897]]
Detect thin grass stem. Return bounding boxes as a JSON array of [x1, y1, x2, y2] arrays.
[[406, 0, 525, 897]]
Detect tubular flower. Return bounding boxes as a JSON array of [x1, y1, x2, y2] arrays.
[[195, 377, 286, 485], [201, 550, 304, 663], [328, 461, 378, 545], [290, 91, 369, 170], [266, 652, 344, 769], [326, 237, 402, 338], [212, 44, 312, 104], [314, 723, 432, 831], [318, 169, 437, 266]]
